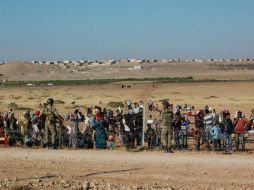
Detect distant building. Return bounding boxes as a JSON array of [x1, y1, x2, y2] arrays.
[[194, 59, 203, 63], [161, 59, 168, 63], [78, 60, 85, 64], [173, 58, 181, 62], [238, 58, 251, 62], [26, 83, 35, 86], [50, 61, 57, 65], [133, 65, 142, 70], [63, 60, 71, 64], [128, 59, 142, 63]]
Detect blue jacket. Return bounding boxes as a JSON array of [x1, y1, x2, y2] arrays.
[[210, 126, 221, 140]]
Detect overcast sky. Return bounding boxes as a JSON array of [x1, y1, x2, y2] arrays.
[[1, 0, 254, 61]]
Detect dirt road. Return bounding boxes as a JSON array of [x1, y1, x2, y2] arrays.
[[0, 148, 254, 190]]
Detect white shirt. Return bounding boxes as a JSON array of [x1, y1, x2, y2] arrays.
[[133, 107, 140, 114]]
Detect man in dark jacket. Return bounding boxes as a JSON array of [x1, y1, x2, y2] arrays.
[[220, 111, 234, 152], [195, 110, 205, 151], [173, 112, 182, 149]]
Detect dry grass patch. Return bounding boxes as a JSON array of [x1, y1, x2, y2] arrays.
[[8, 102, 32, 111], [229, 98, 241, 101], [54, 100, 65, 104], [107, 101, 124, 108], [170, 91, 180, 94], [203, 96, 219, 99], [76, 96, 83, 100]]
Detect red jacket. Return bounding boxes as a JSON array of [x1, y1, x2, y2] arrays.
[[235, 118, 248, 134]]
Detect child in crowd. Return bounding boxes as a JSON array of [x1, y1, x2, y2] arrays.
[[181, 116, 189, 149], [210, 121, 222, 150]]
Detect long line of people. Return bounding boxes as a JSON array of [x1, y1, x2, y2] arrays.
[[0, 98, 253, 153], [0, 99, 144, 150]]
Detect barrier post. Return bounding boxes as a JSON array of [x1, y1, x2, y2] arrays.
[[142, 103, 145, 147]]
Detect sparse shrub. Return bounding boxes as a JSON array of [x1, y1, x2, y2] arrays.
[[54, 100, 65, 104], [8, 102, 18, 109], [103, 94, 113, 98], [107, 101, 124, 108], [170, 92, 180, 94], [8, 102, 32, 110], [159, 98, 170, 102], [203, 96, 219, 99], [13, 96, 22, 100]]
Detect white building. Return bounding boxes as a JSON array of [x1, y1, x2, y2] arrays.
[[161, 59, 168, 63], [63, 60, 70, 64], [128, 59, 142, 63], [133, 65, 142, 70], [194, 59, 204, 63]]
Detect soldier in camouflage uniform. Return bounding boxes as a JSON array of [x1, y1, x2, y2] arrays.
[[160, 100, 174, 153], [41, 98, 63, 149]]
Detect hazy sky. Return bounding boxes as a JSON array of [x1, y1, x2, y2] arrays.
[[1, 0, 254, 61]]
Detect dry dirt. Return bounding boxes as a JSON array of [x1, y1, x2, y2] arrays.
[[0, 148, 254, 190], [0, 82, 254, 190], [0, 82, 253, 117], [0, 61, 254, 81]]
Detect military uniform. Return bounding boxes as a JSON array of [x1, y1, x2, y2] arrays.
[[161, 108, 174, 150], [42, 105, 59, 147]]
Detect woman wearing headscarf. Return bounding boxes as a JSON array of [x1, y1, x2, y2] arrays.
[[69, 109, 82, 148], [94, 107, 107, 149]]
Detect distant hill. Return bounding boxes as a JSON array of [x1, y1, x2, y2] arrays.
[[0, 61, 254, 81]]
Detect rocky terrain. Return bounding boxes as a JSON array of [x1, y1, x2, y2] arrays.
[[0, 148, 254, 190]]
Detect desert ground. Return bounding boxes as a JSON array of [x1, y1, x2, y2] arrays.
[[1, 148, 254, 190], [0, 81, 254, 189], [0, 61, 254, 81], [0, 82, 253, 116]]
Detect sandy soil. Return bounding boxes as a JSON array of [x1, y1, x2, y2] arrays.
[[0, 82, 254, 190], [0, 61, 254, 81], [0, 82, 253, 117], [0, 148, 254, 190]]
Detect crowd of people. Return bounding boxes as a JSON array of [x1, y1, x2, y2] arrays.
[[0, 98, 254, 154], [0, 98, 144, 150], [194, 107, 254, 152]]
